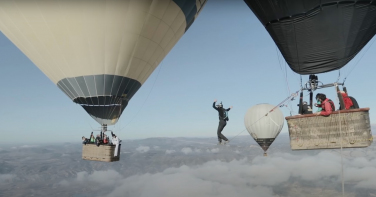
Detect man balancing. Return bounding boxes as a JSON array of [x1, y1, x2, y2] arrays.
[[213, 99, 233, 145]]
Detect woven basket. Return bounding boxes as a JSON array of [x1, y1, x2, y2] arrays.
[[82, 144, 120, 162], [286, 108, 373, 150]]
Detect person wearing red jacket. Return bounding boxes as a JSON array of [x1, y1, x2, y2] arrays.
[[315, 93, 335, 116], [340, 91, 354, 110]]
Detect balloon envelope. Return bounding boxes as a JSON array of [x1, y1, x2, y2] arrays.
[[244, 104, 284, 152], [0, 0, 206, 125], [244, 0, 376, 75]]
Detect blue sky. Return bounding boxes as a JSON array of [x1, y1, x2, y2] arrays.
[[1, 0, 376, 143]]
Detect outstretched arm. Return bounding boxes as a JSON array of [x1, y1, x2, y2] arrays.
[[226, 106, 233, 111], [213, 99, 218, 109]]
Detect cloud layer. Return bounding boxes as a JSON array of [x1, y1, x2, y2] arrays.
[[1, 135, 375, 197], [136, 146, 150, 153], [58, 151, 376, 197]]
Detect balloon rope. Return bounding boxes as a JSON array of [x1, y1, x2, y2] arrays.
[[339, 100, 345, 197], [118, 60, 164, 132], [84, 117, 94, 131], [275, 46, 291, 96], [228, 129, 247, 142], [271, 90, 299, 113], [336, 70, 341, 83], [230, 113, 268, 142], [334, 85, 345, 197], [267, 115, 280, 127], [345, 36, 376, 79]]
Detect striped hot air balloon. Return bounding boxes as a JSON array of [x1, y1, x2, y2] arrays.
[[0, 0, 207, 125]]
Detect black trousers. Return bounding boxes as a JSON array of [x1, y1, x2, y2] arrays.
[[217, 119, 228, 142]]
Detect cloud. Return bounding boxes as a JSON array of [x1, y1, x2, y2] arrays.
[[83, 170, 123, 186], [105, 162, 275, 197], [58, 180, 70, 187], [165, 150, 176, 154], [206, 148, 219, 153], [153, 146, 160, 149], [249, 145, 259, 149], [0, 174, 15, 183], [3, 137, 375, 197], [54, 150, 376, 197], [20, 145, 38, 148], [343, 157, 376, 189], [104, 152, 375, 196], [60, 170, 124, 188], [371, 124, 376, 134], [136, 146, 150, 153], [181, 147, 192, 154], [181, 148, 202, 154], [10, 145, 38, 149]]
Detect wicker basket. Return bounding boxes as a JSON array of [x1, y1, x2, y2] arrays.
[[286, 108, 373, 150], [82, 144, 120, 162]]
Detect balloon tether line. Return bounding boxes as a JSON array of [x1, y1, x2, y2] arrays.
[[345, 36, 376, 80], [118, 60, 164, 133], [334, 83, 345, 197]]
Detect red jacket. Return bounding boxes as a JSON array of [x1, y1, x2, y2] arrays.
[[320, 98, 334, 116], [341, 92, 353, 110]]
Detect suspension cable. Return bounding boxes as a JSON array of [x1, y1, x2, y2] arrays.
[[345, 36, 376, 79], [336, 70, 341, 83], [334, 84, 345, 197], [275, 46, 291, 96], [342, 77, 347, 85], [118, 60, 164, 132]]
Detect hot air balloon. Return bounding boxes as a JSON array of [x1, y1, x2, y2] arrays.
[[0, 0, 207, 162], [244, 0, 376, 75], [243, 0, 374, 150], [244, 104, 284, 156]]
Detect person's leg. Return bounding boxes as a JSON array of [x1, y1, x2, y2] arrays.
[[219, 121, 228, 141], [217, 120, 228, 142], [217, 121, 224, 143]]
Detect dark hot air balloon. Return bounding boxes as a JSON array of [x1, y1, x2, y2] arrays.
[[244, 0, 376, 75]]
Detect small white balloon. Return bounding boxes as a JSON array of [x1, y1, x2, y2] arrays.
[[244, 104, 284, 153]]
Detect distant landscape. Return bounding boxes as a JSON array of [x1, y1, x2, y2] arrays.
[[0, 133, 375, 197]]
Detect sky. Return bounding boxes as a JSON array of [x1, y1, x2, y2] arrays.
[[1, 0, 376, 143]]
